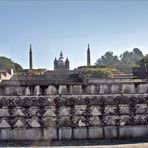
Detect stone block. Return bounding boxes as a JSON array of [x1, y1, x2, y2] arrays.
[[70, 85, 82, 95], [119, 126, 148, 138], [89, 127, 103, 139], [137, 84, 148, 93], [75, 105, 86, 115], [46, 85, 57, 95], [59, 127, 72, 140], [15, 129, 42, 140], [0, 129, 12, 140], [74, 127, 87, 139], [86, 85, 96, 94], [104, 126, 117, 138], [25, 87, 30, 95], [111, 85, 120, 94], [0, 87, 4, 95], [34, 85, 41, 95], [43, 128, 57, 140], [5, 87, 11, 95], [58, 85, 68, 94], [100, 85, 110, 94], [0, 129, 42, 140], [122, 84, 135, 94]]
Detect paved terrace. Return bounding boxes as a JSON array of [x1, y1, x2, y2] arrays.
[[0, 139, 148, 147]]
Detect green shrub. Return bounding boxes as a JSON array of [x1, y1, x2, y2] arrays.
[[80, 67, 113, 78]]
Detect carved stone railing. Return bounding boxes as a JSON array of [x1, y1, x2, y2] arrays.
[[0, 83, 148, 96], [0, 94, 148, 140]]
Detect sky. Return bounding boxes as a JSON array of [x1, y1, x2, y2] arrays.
[[0, 0, 148, 70]]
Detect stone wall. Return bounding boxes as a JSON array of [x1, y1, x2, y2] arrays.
[[0, 83, 148, 96], [0, 94, 148, 140]]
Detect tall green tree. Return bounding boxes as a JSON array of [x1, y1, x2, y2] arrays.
[[118, 48, 143, 69], [120, 48, 143, 63], [95, 51, 119, 67], [95, 48, 144, 73]]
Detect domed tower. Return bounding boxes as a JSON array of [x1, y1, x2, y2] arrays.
[[57, 51, 65, 70], [54, 51, 70, 71]]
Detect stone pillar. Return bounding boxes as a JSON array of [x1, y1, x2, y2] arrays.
[[45, 85, 57, 95], [58, 85, 68, 95], [34, 85, 41, 95], [25, 87, 30, 95], [70, 85, 82, 95]]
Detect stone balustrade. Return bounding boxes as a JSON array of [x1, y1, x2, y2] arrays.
[[0, 83, 148, 96]]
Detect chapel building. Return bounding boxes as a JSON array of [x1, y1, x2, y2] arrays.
[[54, 51, 70, 70]]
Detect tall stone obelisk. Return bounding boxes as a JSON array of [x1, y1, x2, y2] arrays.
[[87, 44, 91, 66], [29, 44, 33, 69]]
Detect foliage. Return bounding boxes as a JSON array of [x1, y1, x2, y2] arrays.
[[95, 48, 144, 72], [95, 51, 119, 67], [138, 54, 148, 71], [0, 56, 23, 73], [133, 55, 148, 78], [79, 67, 113, 78], [23, 69, 46, 75], [120, 48, 143, 64]]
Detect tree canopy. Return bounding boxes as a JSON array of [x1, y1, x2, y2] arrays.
[[133, 54, 148, 78], [95, 48, 144, 73], [0, 56, 23, 73], [95, 51, 119, 67]]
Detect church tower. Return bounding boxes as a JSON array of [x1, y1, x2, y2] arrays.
[[54, 58, 58, 70], [65, 57, 70, 70], [29, 44, 33, 69], [54, 51, 70, 71], [87, 44, 91, 66]]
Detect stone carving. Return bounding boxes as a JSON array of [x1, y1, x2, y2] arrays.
[[0, 119, 11, 128], [91, 107, 101, 116], [43, 117, 56, 127], [135, 104, 147, 114], [90, 117, 101, 126], [14, 120, 25, 128], [120, 105, 130, 114], [59, 108, 69, 116], [13, 108, 25, 117], [105, 106, 117, 115], [43, 108, 56, 117], [75, 105, 86, 115], [0, 108, 9, 117], [30, 120, 41, 128], [0, 94, 147, 139]]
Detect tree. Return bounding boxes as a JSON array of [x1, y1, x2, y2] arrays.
[[138, 54, 148, 71], [0, 56, 23, 73], [120, 48, 143, 63], [133, 48, 143, 57], [95, 48, 144, 74], [95, 51, 119, 67], [118, 48, 143, 70], [133, 55, 148, 78]]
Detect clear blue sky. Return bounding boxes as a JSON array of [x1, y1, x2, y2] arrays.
[[0, 0, 148, 70]]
